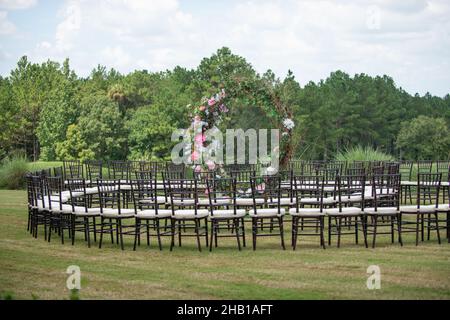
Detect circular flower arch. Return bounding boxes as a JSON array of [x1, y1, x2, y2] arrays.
[[187, 79, 295, 172]]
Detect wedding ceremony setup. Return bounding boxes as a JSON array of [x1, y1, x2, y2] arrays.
[[0, 0, 449, 303]]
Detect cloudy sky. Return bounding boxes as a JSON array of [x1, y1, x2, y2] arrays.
[[0, 0, 449, 96]]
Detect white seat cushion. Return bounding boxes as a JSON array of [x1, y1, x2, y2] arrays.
[[400, 205, 419, 213], [67, 191, 85, 199], [364, 207, 398, 215], [50, 204, 74, 214], [236, 198, 265, 206], [136, 209, 172, 219], [72, 207, 101, 216], [400, 205, 437, 214], [437, 204, 450, 212], [50, 195, 70, 203], [289, 208, 325, 217], [341, 195, 362, 203], [267, 198, 296, 206], [418, 205, 438, 213], [101, 208, 135, 218], [85, 187, 98, 195], [198, 198, 232, 206], [172, 199, 196, 206], [210, 209, 246, 219], [326, 207, 362, 216], [300, 197, 335, 205], [139, 196, 168, 204], [173, 209, 209, 219], [248, 208, 285, 217]]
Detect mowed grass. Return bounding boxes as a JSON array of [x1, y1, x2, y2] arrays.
[[0, 190, 449, 300]]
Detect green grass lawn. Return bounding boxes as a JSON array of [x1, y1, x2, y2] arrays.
[[0, 189, 449, 300]]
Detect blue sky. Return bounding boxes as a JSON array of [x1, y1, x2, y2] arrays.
[[1, 0, 449, 97]]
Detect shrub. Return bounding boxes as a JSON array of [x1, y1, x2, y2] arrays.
[[0, 155, 29, 190], [335, 146, 395, 162]]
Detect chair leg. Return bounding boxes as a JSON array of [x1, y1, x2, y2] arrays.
[[133, 219, 140, 251], [355, 217, 359, 244], [421, 213, 424, 242], [241, 218, 246, 247], [390, 216, 395, 243], [99, 217, 104, 249], [361, 215, 368, 248], [178, 221, 182, 247], [214, 221, 218, 248], [427, 213, 431, 241], [209, 220, 214, 252], [170, 219, 175, 251], [435, 213, 441, 245], [195, 219, 202, 252], [204, 217, 209, 247], [146, 220, 150, 246], [234, 218, 242, 251], [292, 217, 298, 250], [337, 217, 342, 248], [252, 218, 257, 251], [93, 217, 97, 242], [398, 213, 403, 246], [71, 215, 76, 245], [320, 217, 326, 249], [328, 216, 332, 246], [109, 218, 114, 244], [118, 219, 124, 250], [415, 214, 420, 246], [85, 217, 91, 248], [372, 216, 378, 249], [447, 212, 450, 243], [279, 216, 285, 250]]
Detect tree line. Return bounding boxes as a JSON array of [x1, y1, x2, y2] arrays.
[[0, 47, 449, 162]]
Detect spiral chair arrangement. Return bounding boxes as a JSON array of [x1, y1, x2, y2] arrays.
[[26, 160, 450, 251]]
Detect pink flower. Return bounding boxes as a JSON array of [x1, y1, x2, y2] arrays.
[[256, 183, 266, 193], [204, 188, 210, 196], [208, 98, 216, 106], [194, 134, 205, 144], [199, 105, 206, 112], [194, 165, 202, 172], [191, 151, 200, 161], [206, 160, 216, 170]]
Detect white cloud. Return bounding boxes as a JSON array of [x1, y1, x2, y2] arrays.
[[0, 10, 15, 34], [24, 0, 450, 96], [0, 0, 37, 10]]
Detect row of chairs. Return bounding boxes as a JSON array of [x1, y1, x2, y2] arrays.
[[61, 159, 450, 181], [26, 166, 450, 251]]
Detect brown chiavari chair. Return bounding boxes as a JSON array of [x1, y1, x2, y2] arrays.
[[249, 175, 286, 250], [97, 179, 136, 250], [206, 177, 246, 251], [326, 174, 368, 248], [290, 174, 326, 249], [400, 173, 442, 245], [131, 177, 172, 250], [66, 178, 101, 247], [165, 176, 209, 252], [364, 173, 402, 248]]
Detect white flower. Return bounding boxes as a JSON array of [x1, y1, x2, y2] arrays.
[[266, 166, 278, 175], [282, 132, 289, 137], [283, 118, 295, 130]]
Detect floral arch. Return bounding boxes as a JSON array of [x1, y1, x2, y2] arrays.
[[186, 77, 295, 173]]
